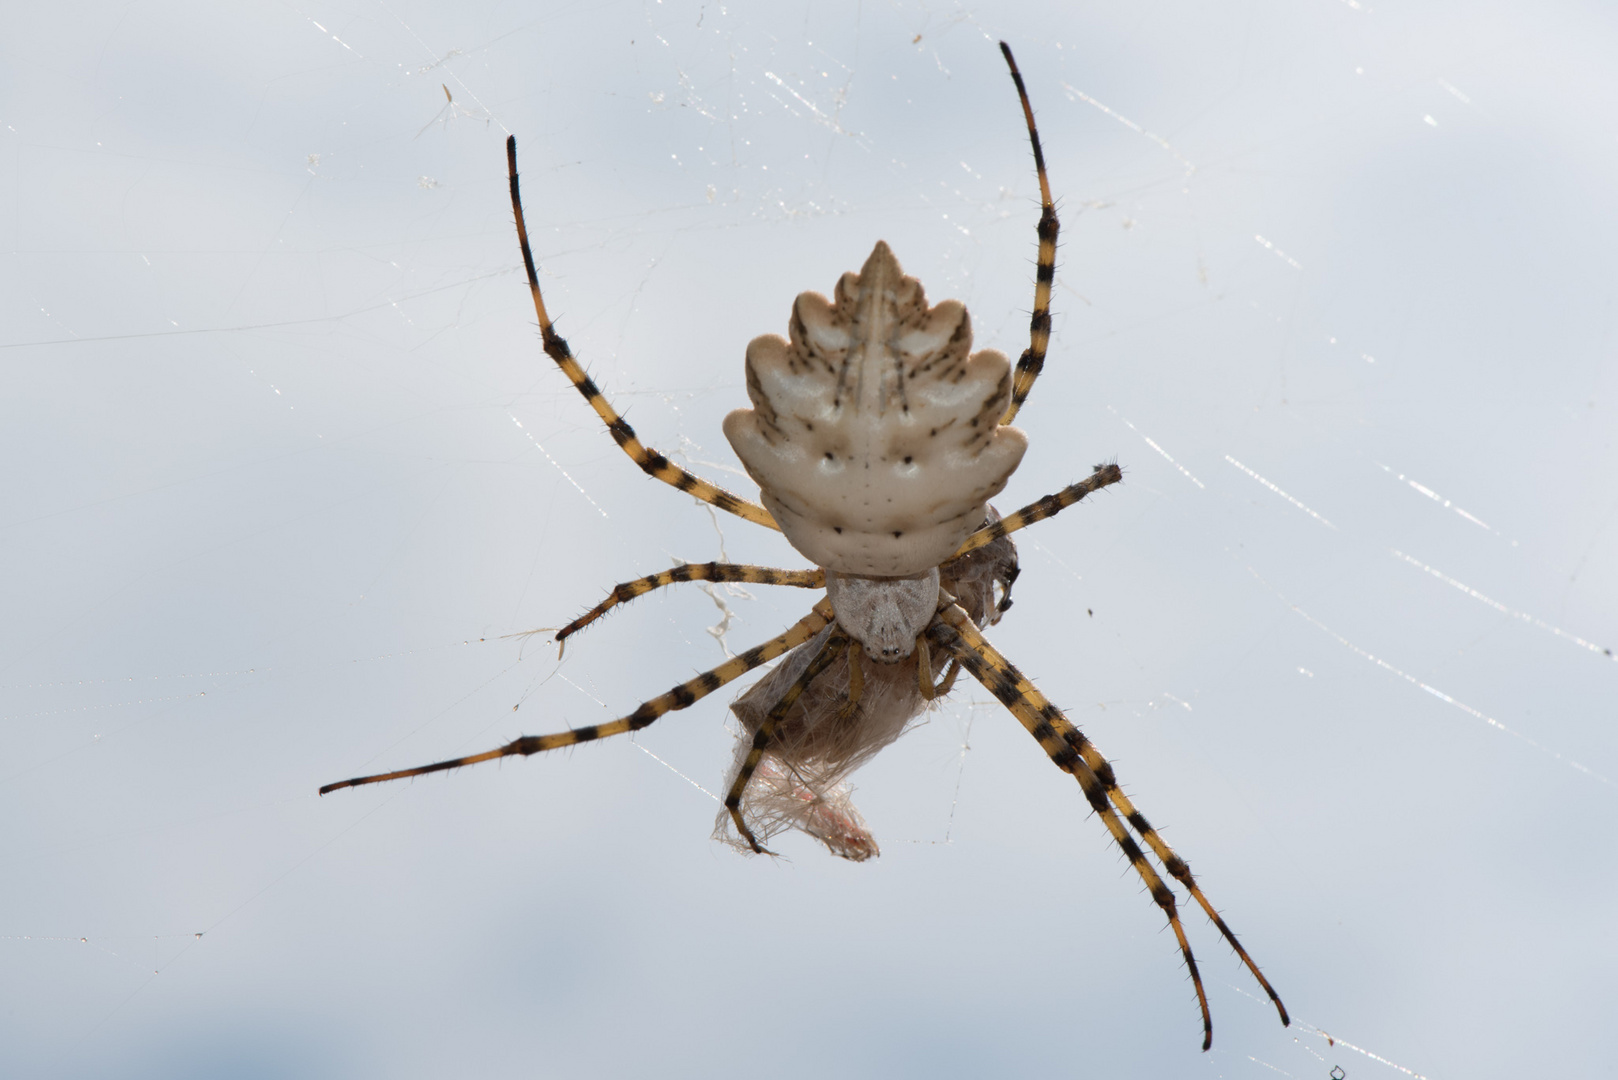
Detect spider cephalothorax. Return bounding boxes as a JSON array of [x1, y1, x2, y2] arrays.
[[321, 42, 1289, 1051], [719, 510, 1020, 862]]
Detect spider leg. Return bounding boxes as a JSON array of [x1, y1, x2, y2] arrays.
[[556, 562, 824, 647], [952, 463, 1122, 558], [320, 598, 835, 796], [1054, 728, 1292, 1028], [997, 42, 1059, 427], [723, 629, 852, 854], [916, 635, 936, 700], [913, 636, 959, 700], [506, 136, 780, 532], [928, 603, 1290, 1048], [837, 646, 863, 720], [935, 605, 1287, 1026], [927, 603, 1213, 1049]]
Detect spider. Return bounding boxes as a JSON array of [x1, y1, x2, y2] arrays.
[[321, 42, 1289, 1050]]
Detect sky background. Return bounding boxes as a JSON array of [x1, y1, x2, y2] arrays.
[[4, 1, 1616, 1077]]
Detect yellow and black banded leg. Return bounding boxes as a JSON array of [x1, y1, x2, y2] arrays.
[[932, 599, 1287, 1028], [925, 608, 1216, 1049], [927, 603, 1290, 1049], [506, 136, 780, 532], [913, 636, 960, 700], [952, 463, 1123, 558], [724, 629, 852, 854], [1054, 726, 1291, 1029], [320, 598, 835, 796], [998, 42, 1059, 427], [926, 604, 1213, 1047], [916, 636, 936, 700], [837, 646, 863, 720], [556, 563, 824, 647]]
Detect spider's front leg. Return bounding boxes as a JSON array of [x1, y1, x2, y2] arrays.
[[320, 599, 835, 795], [837, 647, 864, 719], [925, 604, 1213, 1046], [924, 602, 1290, 1050], [911, 634, 961, 700], [722, 628, 853, 855], [720, 558, 984, 860]]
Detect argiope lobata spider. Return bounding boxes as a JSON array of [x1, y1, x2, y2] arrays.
[[321, 42, 1289, 1050]]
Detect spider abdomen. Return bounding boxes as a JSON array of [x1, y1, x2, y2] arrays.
[[724, 241, 1028, 577]]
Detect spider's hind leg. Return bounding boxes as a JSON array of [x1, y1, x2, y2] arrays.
[[506, 137, 780, 532], [997, 42, 1059, 426]]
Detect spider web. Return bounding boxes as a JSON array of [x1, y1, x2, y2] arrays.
[[3, 2, 1615, 1078]]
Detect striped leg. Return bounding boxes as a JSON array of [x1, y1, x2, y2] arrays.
[[557, 562, 824, 647], [927, 605, 1211, 1046], [723, 629, 852, 854], [998, 42, 1059, 427], [927, 603, 1290, 1049], [506, 137, 780, 532], [837, 647, 863, 719], [914, 636, 961, 700], [952, 463, 1123, 559], [1054, 724, 1291, 1026], [938, 608, 1287, 1029], [320, 599, 835, 796]]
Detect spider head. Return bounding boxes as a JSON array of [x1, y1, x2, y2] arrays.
[[824, 567, 940, 662]]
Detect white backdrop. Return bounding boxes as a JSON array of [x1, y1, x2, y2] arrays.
[[4, 2, 1615, 1077]]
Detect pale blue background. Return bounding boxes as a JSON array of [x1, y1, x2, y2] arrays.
[[4, 2, 1615, 1077]]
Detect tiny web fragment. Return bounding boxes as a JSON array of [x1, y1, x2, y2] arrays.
[[1251, 568, 1612, 787], [1254, 234, 1303, 270], [1061, 82, 1196, 177], [508, 413, 609, 518], [1377, 463, 1511, 542], [1392, 550, 1614, 660], [1112, 408, 1205, 488], [1300, 1023, 1429, 1080], [1226, 456, 1336, 529]]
